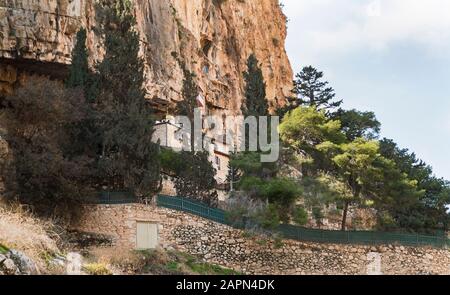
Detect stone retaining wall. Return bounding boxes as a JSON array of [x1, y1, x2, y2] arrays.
[[71, 204, 450, 275]]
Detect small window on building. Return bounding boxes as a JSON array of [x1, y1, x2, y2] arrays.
[[215, 156, 221, 170]]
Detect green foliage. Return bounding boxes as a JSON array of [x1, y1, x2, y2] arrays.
[[230, 152, 263, 176], [280, 106, 344, 173], [229, 53, 297, 226], [238, 176, 301, 222], [289, 66, 342, 113], [83, 263, 112, 275], [159, 148, 183, 175], [0, 243, 9, 254], [261, 178, 301, 209], [332, 138, 380, 179], [332, 108, 381, 141], [165, 261, 179, 272], [65, 28, 99, 159], [176, 65, 198, 120], [255, 204, 281, 230], [230, 152, 278, 181], [298, 176, 338, 208], [175, 65, 199, 150], [331, 138, 381, 229], [236, 176, 264, 199], [242, 54, 269, 117], [273, 236, 284, 249], [378, 138, 450, 232], [93, 0, 160, 197], [66, 27, 98, 102], [225, 206, 249, 228], [2, 77, 94, 206], [292, 206, 308, 226], [240, 54, 270, 153], [223, 191, 265, 228], [171, 64, 218, 206], [174, 151, 218, 207], [66, 28, 89, 90], [239, 176, 301, 205], [279, 94, 448, 232], [312, 207, 324, 225], [280, 106, 344, 152]]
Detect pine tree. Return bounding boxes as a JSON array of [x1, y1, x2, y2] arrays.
[[66, 28, 89, 90], [94, 0, 160, 197], [292, 66, 342, 112]]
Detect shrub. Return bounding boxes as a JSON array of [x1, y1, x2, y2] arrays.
[[224, 191, 265, 227], [293, 206, 308, 226], [255, 204, 281, 230], [165, 261, 179, 272], [261, 178, 301, 222], [2, 77, 94, 208], [0, 243, 9, 254], [159, 148, 183, 175], [273, 235, 284, 249], [83, 263, 112, 275], [174, 151, 218, 207], [312, 207, 324, 226]]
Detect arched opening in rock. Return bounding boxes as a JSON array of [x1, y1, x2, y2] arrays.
[[201, 39, 213, 58]]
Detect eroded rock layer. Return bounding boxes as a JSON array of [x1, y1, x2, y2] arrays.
[[0, 0, 293, 113]]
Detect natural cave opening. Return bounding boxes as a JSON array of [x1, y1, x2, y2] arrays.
[[201, 39, 213, 58]]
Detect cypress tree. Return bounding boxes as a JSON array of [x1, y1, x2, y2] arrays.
[[176, 65, 199, 151], [241, 54, 270, 152], [94, 0, 160, 197], [66, 28, 89, 90], [241, 54, 269, 117], [174, 64, 218, 205], [65, 27, 98, 158]]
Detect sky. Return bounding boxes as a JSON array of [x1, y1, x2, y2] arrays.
[[282, 0, 450, 180]]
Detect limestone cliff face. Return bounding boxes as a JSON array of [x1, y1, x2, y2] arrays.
[[0, 0, 293, 113]]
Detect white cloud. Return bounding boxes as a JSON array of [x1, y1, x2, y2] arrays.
[[366, 1, 381, 17], [283, 0, 450, 62]]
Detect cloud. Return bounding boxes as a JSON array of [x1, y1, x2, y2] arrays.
[[284, 0, 450, 61], [367, 1, 381, 17]]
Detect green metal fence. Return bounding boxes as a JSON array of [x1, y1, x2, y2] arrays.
[[157, 195, 449, 248], [277, 224, 448, 247], [157, 195, 227, 224], [93, 191, 138, 204]]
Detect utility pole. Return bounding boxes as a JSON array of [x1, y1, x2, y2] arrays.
[[229, 144, 237, 193]]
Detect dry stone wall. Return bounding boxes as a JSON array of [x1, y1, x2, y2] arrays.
[[72, 204, 450, 275]]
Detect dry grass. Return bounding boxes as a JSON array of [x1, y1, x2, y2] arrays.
[[0, 202, 60, 267], [83, 262, 112, 275], [86, 247, 241, 275]]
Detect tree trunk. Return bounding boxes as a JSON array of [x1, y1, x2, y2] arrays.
[[341, 201, 349, 231]]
